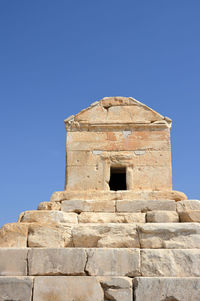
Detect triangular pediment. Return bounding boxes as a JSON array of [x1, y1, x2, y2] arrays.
[[65, 97, 171, 126]]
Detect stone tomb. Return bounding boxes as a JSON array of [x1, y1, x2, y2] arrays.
[[0, 96, 200, 301]]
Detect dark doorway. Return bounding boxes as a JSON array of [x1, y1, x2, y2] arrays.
[[109, 167, 127, 191]]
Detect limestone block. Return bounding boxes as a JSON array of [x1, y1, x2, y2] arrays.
[[97, 276, 132, 288], [86, 248, 140, 276], [37, 201, 61, 210], [19, 210, 78, 224], [116, 199, 176, 213], [78, 212, 145, 223], [0, 223, 28, 248], [28, 248, 86, 276], [179, 211, 200, 222], [0, 276, 33, 301], [33, 276, 104, 301], [133, 277, 200, 301], [72, 224, 140, 248], [177, 199, 200, 212], [61, 199, 115, 213], [146, 211, 179, 223], [138, 223, 200, 248], [28, 224, 72, 248], [0, 249, 28, 276], [105, 288, 132, 301], [141, 249, 200, 277], [51, 190, 187, 202]]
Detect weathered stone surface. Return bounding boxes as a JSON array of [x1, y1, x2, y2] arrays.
[[179, 211, 200, 222], [72, 224, 140, 248], [61, 199, 115, 213], [133, 277, 200, 301], [28, 248, 87, 276], [138, 223, 200, 248], [0, 249, 28, 276], [116, 199, 176, 212], [51, 190, 187, 202], [19, 210, 78, 224], [33, 276, 104, 301], [78, 212, 145, 223], [97, 276, 132, 288], [105, 288, 132, 301], [37, 201, 61, 210], [28, 224, 72, 247], [0, 223, 28, 248], [86, 248, 140, 276], [141, 249, 200, 277], [146, 211, 179, 223], [177, 199, 200, 212], [0, 276, 33, 301]]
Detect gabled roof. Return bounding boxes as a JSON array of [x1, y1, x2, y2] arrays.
[[65, 96, 172, 129]]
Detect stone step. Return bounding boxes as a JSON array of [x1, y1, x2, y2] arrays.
[[1, 222, 200, 248], [0, 248, 200, 278], [134, 277, 200, 301], [18, 210, 181, 224], [60, 199, 177, 213], [0, 276, 200, 301]]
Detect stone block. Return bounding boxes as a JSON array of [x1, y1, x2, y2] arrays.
[[0, 276, 33, 301], [37, 201, 61, 210], [116, 199, 176, 213], [61, 199, 115, 213], [141, 249, 200, 277], [28, 248, 87, 276], [0, 249, 28, 276], [179, 210, 200, 222], [177, 199, 200, 212], [78, 212, 145, 223], [138, 223, 200, 248], [133, 277, 200, 301], [0, 223, 28, 248], [72, 224, 140, 248], [19, 210, 78, 224], [86, 248, 140, 276], [33, 276, 104, 301], [28, 224, 72, 248], [146, 211, 179, 223]]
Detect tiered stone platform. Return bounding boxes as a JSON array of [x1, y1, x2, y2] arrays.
[[1, 195, 200, 300]]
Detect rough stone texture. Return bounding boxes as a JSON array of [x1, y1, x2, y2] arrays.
[[146, 211, 179, 223], [19, 210, 78, 224], [51, 190, 187, 202], [98, 276, 133, 300], [37, 201, 61, 210], [0, 223, 28, 247], [177, 199, 200, 212], [0, 276, 33, 301], [86, 248, 140, 276], [61, 199, 115, 213], [28, 248, 86, 276], [179, 211, 200, 222], [28, 224, 72, 247], [138, 223, 200, 248], [72, 224, 140, 248], [0, 249, 28, 276], [141, 249, 200, 277], [33, 276, 104, 301], [116, 199, 176, 213], [78, 212, 145, 223], [104, 288, 132, 301], [133, 277, 200, 301]]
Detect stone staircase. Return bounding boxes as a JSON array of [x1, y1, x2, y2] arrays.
[[1, 198, 200, 300]]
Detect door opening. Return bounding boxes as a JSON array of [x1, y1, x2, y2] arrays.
[[109, 167, 127, 191]]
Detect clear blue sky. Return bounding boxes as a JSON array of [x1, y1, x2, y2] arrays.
[[0, 1, 200, 227]]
